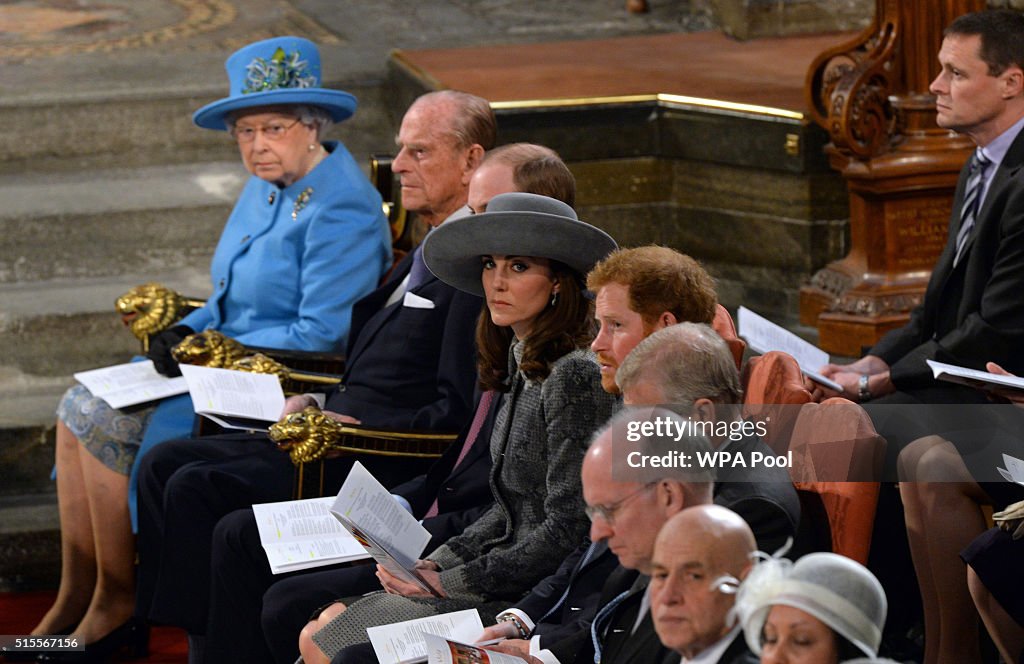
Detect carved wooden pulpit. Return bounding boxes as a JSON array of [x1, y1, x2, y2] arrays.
[[800, 0, 985, 356]]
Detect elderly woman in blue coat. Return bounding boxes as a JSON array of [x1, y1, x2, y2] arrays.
[[31, 36, 392, 656]]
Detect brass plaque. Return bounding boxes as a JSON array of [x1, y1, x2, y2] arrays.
[[887, 197, 951, 271]]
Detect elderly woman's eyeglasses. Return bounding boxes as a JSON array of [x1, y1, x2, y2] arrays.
[[585, 483, 657, 524], [230, 118, 302, 143]]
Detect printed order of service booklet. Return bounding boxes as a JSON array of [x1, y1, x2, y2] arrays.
[[330, 461, 438, 597], [363, 611, 514, 664], [179, 363, 285, 430], [74, 360, 187, 409], [251, 496, 369, 574], [737, 306, 842, 392]]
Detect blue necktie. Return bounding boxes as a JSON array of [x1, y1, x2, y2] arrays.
[[406, 245, 431, 292], [953, 150, 991, 267]]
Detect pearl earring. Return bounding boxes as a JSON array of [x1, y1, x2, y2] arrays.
[[308, 144, 317, 152]]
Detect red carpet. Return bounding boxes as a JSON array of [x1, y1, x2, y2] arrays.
[[0, 592, 187, 662]]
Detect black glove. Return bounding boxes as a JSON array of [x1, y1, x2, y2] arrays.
[[147, 324, 194, 377]]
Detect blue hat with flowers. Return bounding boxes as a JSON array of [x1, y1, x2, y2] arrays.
[[193, 36, 357, 131]]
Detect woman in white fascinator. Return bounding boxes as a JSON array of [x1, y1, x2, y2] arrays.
[[734, 552, 888, 664]]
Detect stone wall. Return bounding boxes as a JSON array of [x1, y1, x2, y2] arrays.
[[706, 0, 873, 40]]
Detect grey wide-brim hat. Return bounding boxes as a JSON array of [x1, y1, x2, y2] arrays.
[[422, 192, 618, 296], [735, 552, 887, 659]]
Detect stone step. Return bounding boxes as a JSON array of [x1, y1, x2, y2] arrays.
[[1, 422, 57, 495], [0, 269, 211, 380], [0, 81, 395, 177], [0, 428, 59, 591], [0, 161, 245, 284], [0, 494, 59, 592]]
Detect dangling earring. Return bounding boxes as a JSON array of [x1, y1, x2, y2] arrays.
[[550, 292, 559, 307]]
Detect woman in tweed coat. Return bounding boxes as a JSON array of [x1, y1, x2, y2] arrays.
[[302, 193, 619, 662]]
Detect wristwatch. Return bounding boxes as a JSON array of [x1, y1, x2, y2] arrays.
[[497, 613, 530, 639], [858, 374, 871, 402]]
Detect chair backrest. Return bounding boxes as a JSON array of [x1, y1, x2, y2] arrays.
[[711, 304, 746, 371], [741, 351, 812, 453], [787, 397, 886, 565], [370, 153, 416, 260]]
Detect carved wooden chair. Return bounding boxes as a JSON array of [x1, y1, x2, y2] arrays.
[[269, 407, 457, 498]]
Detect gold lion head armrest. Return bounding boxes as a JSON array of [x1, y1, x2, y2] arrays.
[[172, 333, 342, 396], [269, 406, 458, 465], [171, 330, 249, 368], [116, 282, 205, 351], [231, 353, 342, 391], [230, 353, 291, 382]]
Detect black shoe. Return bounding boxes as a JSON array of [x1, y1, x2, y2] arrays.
[[37, 619, 149, 663]]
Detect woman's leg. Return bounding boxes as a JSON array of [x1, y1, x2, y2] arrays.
[[968, 565, 1024, 664], [900, 435, 990, 664], [31, 421, 97, 634], [299, 603, 347, 664], [72, 447, 137, 643]]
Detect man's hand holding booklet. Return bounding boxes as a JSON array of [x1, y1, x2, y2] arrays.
[[421, 633, 527, 664], [927, 359, 1024, 400]]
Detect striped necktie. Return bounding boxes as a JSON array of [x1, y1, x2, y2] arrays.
[[953, 150, 991, 267]]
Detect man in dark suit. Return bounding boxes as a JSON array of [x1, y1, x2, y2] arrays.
[[133, 90, 495, 655], [649, 506, 759, 664], [483, 397, 798, 664], [572, 326, 796, 664], [808, 13, 1024, 659], [815, 9, 1024, 409]]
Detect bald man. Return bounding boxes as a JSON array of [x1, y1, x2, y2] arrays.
[[650, 505, 758, 664]]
